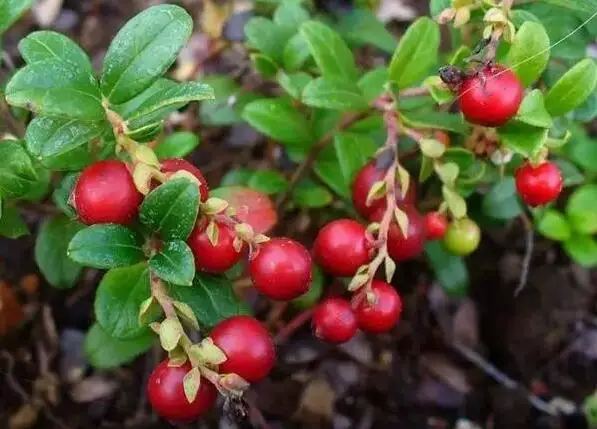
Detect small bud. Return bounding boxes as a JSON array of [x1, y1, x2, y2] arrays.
[[235, 223, 254, 242], [397, 164, 410, 196], [483, 7, 507, 24], [133, 163, 154, 195], [183, 367, 202, 403], [419, 138, 446, 159], [172, 301, 200, 331], [366, 180, 387, 206], [159, 318, 183, 352], [384, 255, 396, 283], [453, 7, 471, 28], [134, 144, 160, 167], [202, 197, 229, 215], [190, 338, 228, 366], [394, 207, 410, 237], [490, 148, 513, 166], [206, 220, 219, 247], [348, 273, 370, 291], [219, 373, 250, 397]]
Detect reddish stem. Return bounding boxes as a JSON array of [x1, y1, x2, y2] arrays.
[[273, 309, 314, 344]]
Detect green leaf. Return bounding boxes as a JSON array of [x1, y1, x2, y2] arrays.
[[5, 59, 103, 120], [35, 216, 84, 288], [302, 77, 368, 110], [277, 71, 312, 100], [300, 20, 359, 82], [273, 1, 310, 31], [251, 54, 279, 78], [84, 323, 153, 369], [314, 132, 378, 198], [336, 9, 397, 54], [150, 240, 195, 286], [424, 75, 455, 105], [245, 17, 290, 64], [554, 159, 584, 187], [18, 31, 93, 72], [169, 274, 251, 329], [425, 241, 469, 298], [505, 21, 550, 86], [0, 0, 34, 34], [358, 67, 388, 103], [482, 178, 523, 220], [541, 0, 597, 14], [573, 92, 597, 122], [283, 33, 311, 71], [221, 168, 253, 186], [0, 140, 38, 199], [515, 90, 553, 128], [388, 17, 440, 89], [247, 170, 289, 194], [535, 209, 571, 241], [242, 98, 313, 146], [545, 59, 597, 116], [126, 82, 214, 130], [101, 5, 193, 104], [140, 178, 200, 241], [293, 179, 333, 208], [443, 148, 475, 173], [563, 235, 597, 268], [25, 116, 106, 170], [566, 184, 597, 235], [52, 173, 78, 218], [400, 110, 467, 134], [510, 10, 541, 28], [498, 121, 548, 157], [68, 224, 145, 269], [155, 131, 200, 160], [566, 125, 597, 173], [0, 205, 28, 238], [95, 263, 151, 339]]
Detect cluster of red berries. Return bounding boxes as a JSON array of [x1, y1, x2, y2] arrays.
[[454, 64, 563, 207], [148, 315, 275, 422]]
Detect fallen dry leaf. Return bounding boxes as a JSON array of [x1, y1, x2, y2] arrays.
[[70, 375, 119, 403]]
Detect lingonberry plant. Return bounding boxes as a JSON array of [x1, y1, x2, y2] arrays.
[[1, 0, 597, 423]]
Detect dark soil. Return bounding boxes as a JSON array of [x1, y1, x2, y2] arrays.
[[1, 1, 596, 429]]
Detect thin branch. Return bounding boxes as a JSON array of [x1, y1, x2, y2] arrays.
[[451, 342, 556, 416], [273, 309, 314, 345], [275, 110, 371, 210], [0, 351, 29, 402], [514, 213, 534, 297]]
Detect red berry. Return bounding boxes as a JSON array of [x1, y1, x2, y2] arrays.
[[72, 160, 142, 225], [424, 212, 448, 240], [187, 219, 244, 273], [352, 161, 416, 220], [515, 161, 563, 207], [161, 159, 209, 202], [147, 360, 217, 423], [313, 219, 371, 277], [312, 297, 358, 344], [250, 238, 312, 301], [210, 316, 275, 383], [458, 64, 524, 127], [354, 280, 402, 334], [373, 205, 426, 262]]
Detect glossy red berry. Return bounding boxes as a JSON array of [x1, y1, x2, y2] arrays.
[[147, 360, 217, 423], [425, 211, 448, 240], [515, 161, 563, 207], [458, 64, 524, 127], [250, 238, 312, 301], [210, 316, 275, 383], [161, 158, 209, 202], [187, 219, 244, 273], [373, 205, 426, 262], [355, 280, 402, 334], [314, 219, 371, 277], [352, 161, 416, 220], [312, 297, 358, 344], [72, 160, 142, 225]]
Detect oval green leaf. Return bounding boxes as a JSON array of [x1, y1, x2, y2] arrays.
[[35, 216, 84, 288], [155, 131, 200, 160], [302, 77, 368, 111], [566, 184, 597, 234], [149, 240, 195, 286], [84, 323, 153, 369], [535, 209, 571, 241], [68, 224, 145, 269], [101, 5, 193, 104], [388, 17, 440, 89], [482, 177, 523, 220], [0, 140, 38, 199], [139, 178, 200, 241], [515, 90, 553, 128], [545, 59, 597, 117], [563, 234, 597, 268], [505, 21, 550, 86], [95, 263, 151, 339]]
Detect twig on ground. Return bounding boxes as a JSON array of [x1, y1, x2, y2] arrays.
[[514, 213, 534, 297]]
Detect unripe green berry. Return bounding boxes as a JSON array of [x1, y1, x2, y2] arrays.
[[443, 218, 481, 256]]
